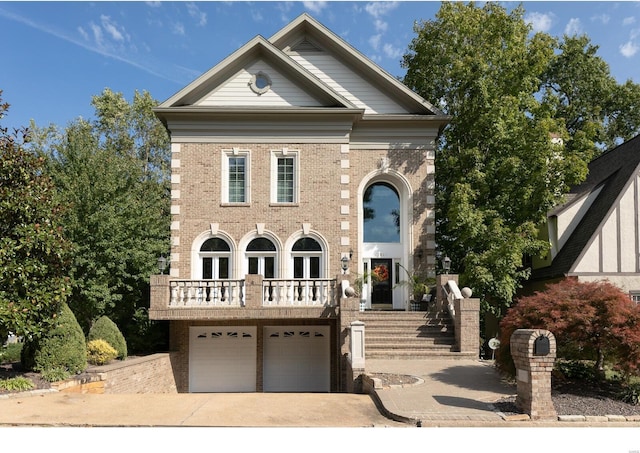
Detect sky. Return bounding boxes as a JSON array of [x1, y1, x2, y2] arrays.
[[2, 1, 640, 133]]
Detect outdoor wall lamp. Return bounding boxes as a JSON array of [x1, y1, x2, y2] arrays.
[[442, 256, 451, 274], [158, 255, 167, 275], [341, 255, 350, 274]]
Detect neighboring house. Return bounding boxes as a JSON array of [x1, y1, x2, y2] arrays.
[[525, 133, 640, 304], [149, 14, 450, 393]]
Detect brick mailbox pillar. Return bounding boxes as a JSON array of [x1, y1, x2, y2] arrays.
[[510, 329, 557, 420]]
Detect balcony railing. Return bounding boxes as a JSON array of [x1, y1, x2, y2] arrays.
[[167, 278, 338, 308], [262, 279, 337, 306], [170, 280, 245, 307]]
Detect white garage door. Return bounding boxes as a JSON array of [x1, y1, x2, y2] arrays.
[[263, 326, 330, 392], [189, 326, 257, 392]]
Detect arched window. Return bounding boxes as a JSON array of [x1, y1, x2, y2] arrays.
[[200, 238, 231, 279], [292, 237, 322, 279], [363, 182, 400, 243], [246, 237, 276, 278]]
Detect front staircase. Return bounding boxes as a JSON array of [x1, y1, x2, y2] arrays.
[[358, 310, 476, 360]]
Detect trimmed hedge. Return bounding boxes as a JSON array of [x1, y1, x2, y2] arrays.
[[88, 316, 127, 360], [87, 339, 118, 365], [21, 302, 87, 374]]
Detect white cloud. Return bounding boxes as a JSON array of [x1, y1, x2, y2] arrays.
[[250, 9, 263, 22], [525, 12, 554, 32], [591, 13, 610, 25], [303, 1, 328, 15], [369, 34, 381, 51], [172, 22, 185, 36], [186, 2, 207, 26], [382, 43, 402, 60], [90, 22, 104, 47], [565, 18, 582, 36], [374, 18, 388, 33], [364, 1, 398, 19], [145, 1, 161, 7], [620, 41, 640, 57], [77, 26, 88, 41], [100, 15, 126, 42], [623, 16, 636, 26]]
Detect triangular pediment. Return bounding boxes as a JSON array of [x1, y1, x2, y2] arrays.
[[158, 14, 449, 120], [159, 35, 355, 110]]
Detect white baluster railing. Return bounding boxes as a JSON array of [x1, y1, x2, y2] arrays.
[[169, 280, 245, 307], [262, 279, 337, 306]]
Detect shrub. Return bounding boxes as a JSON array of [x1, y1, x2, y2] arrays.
[[21, 302, 87, 374], [0, 342, 22, 364], [620, 383, 640, 406], [555, 360, 597, 382], [88, 316, 127, 360], [497, 279, 640, 378], [40, 367, 71, 383], [0, 377, 35, 392], [87, 339, 118, 365]]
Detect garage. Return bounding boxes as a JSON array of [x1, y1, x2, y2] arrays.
[[189, 326, 257, 392], [263, 326, 330, 392]]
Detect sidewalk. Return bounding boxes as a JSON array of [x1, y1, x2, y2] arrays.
[[1, 358, 639, 429]]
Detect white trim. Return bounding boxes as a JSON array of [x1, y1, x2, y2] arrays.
[[221, 148, 251, 204], [190, 230, 237, 280], [270, 148, 299, 204]]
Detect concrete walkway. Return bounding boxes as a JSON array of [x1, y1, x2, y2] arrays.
[[1, 358, 640, 429]]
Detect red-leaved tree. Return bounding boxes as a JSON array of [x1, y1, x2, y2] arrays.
[[497, 278, 640, 379]]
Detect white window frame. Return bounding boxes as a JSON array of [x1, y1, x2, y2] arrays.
[[270, 149, 299, 204], [630, 291, 640, 305], [221, 148, 251, 204]]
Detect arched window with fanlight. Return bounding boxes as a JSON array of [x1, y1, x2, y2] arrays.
[[292, 237, 322, 279], [246, 237, 277, 278], [200, 238, 231, 279]]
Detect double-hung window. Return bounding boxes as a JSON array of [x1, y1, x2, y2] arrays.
[[271, 149, 298, 204], [222, 149, 250, 204]]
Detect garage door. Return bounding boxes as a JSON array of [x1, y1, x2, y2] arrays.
[[189, 326, 257, 392], [263, 326, 330, 392]]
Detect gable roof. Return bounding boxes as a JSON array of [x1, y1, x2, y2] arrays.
[[155, 13, 449, 126], [158, 34, 355, 109], [531, 134, 640, 280]]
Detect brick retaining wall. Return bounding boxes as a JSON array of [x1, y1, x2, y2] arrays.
[[53, 353, 178, 394]]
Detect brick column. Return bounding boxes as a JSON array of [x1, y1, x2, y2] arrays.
[[243, 274, 263, 308], [510, 329, 557, 420], [454, 297, 480, 353], [149, 275, 171, 317]]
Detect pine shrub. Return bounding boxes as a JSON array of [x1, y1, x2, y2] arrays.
[[87, 339, 118, 365], [21, 303, 87, 374], [88, 316, 127, 360]]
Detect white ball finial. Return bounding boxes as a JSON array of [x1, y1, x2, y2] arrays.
[[461, 287, 472, 298]]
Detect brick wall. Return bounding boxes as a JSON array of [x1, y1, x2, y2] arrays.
[[53, 354, 178, 394]]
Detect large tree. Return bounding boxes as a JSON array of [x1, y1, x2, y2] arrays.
[[28, 89, 170, 351], [0, 92, 71, 342], [401, 2, 640, 317]]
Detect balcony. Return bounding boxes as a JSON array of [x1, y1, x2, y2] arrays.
[[149, 274, 343, 320]]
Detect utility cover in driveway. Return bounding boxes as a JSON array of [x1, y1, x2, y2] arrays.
[[189, 326, 257, 392], [263, 326, 330, 392]]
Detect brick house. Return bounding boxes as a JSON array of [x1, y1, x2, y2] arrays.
[[149, 13, 451, 393]]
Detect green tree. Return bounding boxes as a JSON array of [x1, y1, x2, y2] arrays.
[[402, 2, 575, 316], [28, 89, 170, 350], [0, 92, 71, 342], [402, 2, 640, 317], [497, 279, 640, 379]]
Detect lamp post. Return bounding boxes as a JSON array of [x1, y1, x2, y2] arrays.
[[158, 255, 167, 275], [442, 256, 451, 274]]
